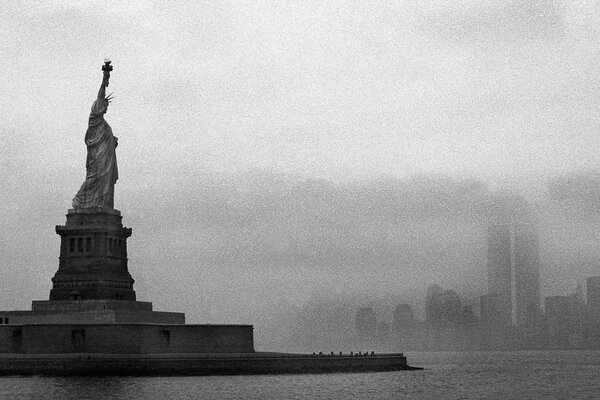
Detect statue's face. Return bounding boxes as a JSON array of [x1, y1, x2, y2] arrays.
[[101, 100, 109, 114]]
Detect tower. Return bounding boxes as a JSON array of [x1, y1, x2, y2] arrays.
[[487, 193, 540, 327]]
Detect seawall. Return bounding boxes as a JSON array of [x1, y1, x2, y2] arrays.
[[0, 352, 418, 376]]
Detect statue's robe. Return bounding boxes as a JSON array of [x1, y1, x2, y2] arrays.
[[72, 100, 118, 209]]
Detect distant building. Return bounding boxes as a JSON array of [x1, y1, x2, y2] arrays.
[[425, 284, 462, 325], [479, 293, 510, 349], [462, 305, 476, 325], [544, 295, 572, 349], [570, 283, 586, 345], [573, 283, 585, 305], [585, 277, 600, 348], [392, 304, 415, 334], [425, 284, 444, 323], [424, 285, 475, 350], [480, 293, 501, 326], [355, 307, 377, 337], [487, 193, 540, 327], [587, 276, 600, 321]]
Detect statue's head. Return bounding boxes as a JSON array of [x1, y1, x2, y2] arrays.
[[98, 101, 108, 114]]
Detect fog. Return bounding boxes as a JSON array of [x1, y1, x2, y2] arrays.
[[2, 1, 600, 350]]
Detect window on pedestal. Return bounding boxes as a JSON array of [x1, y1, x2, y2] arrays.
[[69, 238, 75, 253], [86, 237, 92, 252], [69, 291, 83, 301], [77, 238, 83, 252]]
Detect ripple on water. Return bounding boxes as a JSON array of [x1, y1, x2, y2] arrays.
[[1, 351, 600, 400]]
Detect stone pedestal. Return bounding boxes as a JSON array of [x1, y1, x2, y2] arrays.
[[50, 208, 136, 301], [0, 300, 185, 325], [0, 205, 262, 360]]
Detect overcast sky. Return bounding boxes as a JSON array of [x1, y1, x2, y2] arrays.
[[2, 0, 600, 349]]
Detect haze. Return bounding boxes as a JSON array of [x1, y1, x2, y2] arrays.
[[2, 0, 600, 350]]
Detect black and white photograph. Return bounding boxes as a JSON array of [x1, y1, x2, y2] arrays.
[[2, 1, 600, 398]]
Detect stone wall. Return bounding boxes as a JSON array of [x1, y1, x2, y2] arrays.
[[0, 324, 254, 354], [0, 310, 185, 325], [0, 300, 185, 325], [0, 353, 411, 375]]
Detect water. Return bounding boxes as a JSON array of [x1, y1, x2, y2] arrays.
[[1, 351, 599, 399]]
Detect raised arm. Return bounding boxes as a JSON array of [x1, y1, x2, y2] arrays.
[[98, 60, 113, 100], [97, 74, 108, 101]]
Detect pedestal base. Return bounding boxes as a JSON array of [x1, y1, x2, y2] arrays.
[[0, 300, 184, 325], [51, 208, 135, 301]]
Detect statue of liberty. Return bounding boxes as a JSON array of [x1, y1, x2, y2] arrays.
[[72, 60, 118, 209]]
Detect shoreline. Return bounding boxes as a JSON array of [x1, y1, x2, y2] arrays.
[[0, 352, 421, 376]]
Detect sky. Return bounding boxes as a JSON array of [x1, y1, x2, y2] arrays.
[[2, 0, 600, 349]]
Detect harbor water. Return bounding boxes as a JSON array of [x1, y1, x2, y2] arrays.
[[1, 351, 599, 399]]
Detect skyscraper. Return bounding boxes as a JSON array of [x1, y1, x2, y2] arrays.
[[487, 193, 540, 327]]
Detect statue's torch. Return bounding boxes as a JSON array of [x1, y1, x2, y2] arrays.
[[102, 59, 113, 86]]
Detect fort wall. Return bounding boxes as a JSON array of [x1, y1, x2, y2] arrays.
[[0, 324, 254, 354]]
